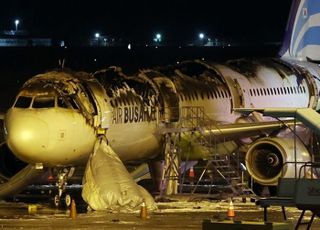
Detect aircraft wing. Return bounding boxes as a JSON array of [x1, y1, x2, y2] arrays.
[[235, 108, 320, 135], [160, 119, 298, 141]]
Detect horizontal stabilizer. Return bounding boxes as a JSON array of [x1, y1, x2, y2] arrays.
[[0, 164, 45, 198]]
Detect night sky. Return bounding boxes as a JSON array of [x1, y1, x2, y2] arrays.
[[0, 0, 293, 43]]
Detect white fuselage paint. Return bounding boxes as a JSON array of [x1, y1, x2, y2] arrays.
[[4, 60, 320, 167]]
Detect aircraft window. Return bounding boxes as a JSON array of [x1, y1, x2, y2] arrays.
[[249, 89, 252, 96], [223, 90, 228, 98], [283, 87, 287, 94], [194, 92, 198, 100], [290, 87, 293, 94], [69, 98, 79, 110], [303, 86, 306, 93], [57, 97, 68, 108], [293, 87, 297, 94], [212, 90, 217, 98], [277, 88, 280, 94], [206, 92, 210, 99], [298, 86, 302, 93], [14, 96, 32, 108], [270, 88, 273, 95], [263, 88, 267, 95], [280, 88, 284, 94], [33, 97, 55, 108], [200, 92, 204, 100], [216, 90, 221, 98], [253, 89, 256, 96], [257, 89, 260, 96], [266, 88, 270, 95]]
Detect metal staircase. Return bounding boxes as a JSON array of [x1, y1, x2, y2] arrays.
[[160, 106, 247, 195]]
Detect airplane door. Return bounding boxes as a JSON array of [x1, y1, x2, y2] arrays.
[[83, 79, 113, 129], [153, 77, 179, 122]]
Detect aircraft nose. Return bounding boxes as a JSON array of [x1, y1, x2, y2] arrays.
[[5, 111, 49, 163]]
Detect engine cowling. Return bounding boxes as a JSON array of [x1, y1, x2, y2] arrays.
[[245, 137, 311, 186]]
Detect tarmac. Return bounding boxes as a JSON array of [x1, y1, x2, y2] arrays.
[[0, 195, 319, 229]]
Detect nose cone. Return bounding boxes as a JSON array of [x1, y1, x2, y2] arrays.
[[5, 110, 49, 164]]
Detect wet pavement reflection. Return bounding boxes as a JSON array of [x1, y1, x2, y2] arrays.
[[0, 196, 319, 229]]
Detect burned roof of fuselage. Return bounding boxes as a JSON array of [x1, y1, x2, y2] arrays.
[[92, 66, 158, 107], [151, 61, 228, 98], [21, 70, 93, 96], [226, 58, 308, 86]]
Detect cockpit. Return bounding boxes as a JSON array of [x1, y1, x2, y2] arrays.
[[13, 95, 79, 110]]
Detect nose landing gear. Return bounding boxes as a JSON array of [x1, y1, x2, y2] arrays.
[[50, 167, 75, 208]]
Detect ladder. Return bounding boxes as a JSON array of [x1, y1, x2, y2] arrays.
[[180, 106, 244, 194]]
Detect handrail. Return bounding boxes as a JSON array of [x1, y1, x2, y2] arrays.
[[298, 162, 320, 179]]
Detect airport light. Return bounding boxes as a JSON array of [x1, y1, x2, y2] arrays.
[[95, 33, 100, 38], [153, 33, 162, 42], [14, 19, 20, 31], [199, 33, 205, 40]]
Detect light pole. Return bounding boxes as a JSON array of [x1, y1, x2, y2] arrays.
[[95, 33, 100, 46], [198, 33, 205, 46], [14, 19, 20, 32]]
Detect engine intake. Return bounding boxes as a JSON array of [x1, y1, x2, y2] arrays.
[[246, 137, 311, 185]]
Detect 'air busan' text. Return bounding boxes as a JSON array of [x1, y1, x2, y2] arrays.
[[113, 106, 157, 124]]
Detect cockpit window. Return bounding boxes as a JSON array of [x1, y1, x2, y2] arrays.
[[57, 96, 79, 110], [32, 97, 55, 108], [57, 97, 68, 108], [14, 96, 32, 108]]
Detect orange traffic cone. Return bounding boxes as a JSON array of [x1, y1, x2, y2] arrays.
[[140, 201, 148, 220], [189, 166, 195, 178], [70, 199, 77, 219], [227, 199, 235, 218]]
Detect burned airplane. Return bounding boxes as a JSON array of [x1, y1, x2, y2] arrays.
[[1, 0, 320, 210]]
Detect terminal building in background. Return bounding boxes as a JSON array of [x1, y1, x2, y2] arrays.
[[0, 30, 52, 47]]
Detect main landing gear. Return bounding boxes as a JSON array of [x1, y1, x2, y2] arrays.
[[50, 167, 75, 208]]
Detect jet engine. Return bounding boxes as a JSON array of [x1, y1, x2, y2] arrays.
[[245, 137, 311, 186]]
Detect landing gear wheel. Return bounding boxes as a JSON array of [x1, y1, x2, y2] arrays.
[[63, 193, 72, 208], [53, 194, 60, 208]]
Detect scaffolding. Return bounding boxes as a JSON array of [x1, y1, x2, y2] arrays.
[[161, 106, 247, 196]]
